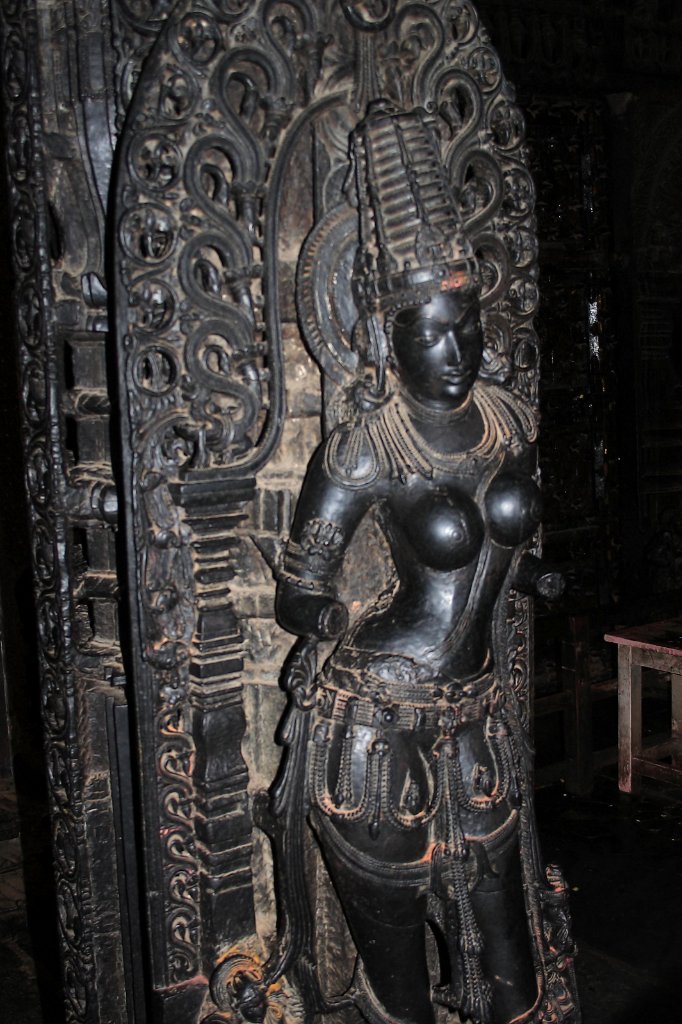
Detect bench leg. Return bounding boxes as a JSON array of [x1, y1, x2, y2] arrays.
[[618, 645, 641, 794], [672, 672, 682, 768]]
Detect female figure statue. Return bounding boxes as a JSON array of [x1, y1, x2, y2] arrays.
[[272, 101, 577, 1024]]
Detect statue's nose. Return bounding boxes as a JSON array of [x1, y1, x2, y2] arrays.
[[444, 328, 462, 363]]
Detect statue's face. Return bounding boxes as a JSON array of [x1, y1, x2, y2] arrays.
[[391, 291, 483, 408]]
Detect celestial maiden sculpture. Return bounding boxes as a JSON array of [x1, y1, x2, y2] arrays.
[[269, 101, 580, 1024]]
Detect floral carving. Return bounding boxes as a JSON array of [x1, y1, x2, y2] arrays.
[[130, 134, 182, 191]]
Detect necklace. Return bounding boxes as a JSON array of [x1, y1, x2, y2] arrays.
[[377, 385, 502, 478], [398, 383, 475, 424], [323, 382, 536, 486]]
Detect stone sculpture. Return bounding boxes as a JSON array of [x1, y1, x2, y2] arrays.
[[0, 1, 582, 1021], [254, 99, 580, 1024]]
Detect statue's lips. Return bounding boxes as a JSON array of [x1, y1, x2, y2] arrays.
[[439, 371, 471, 384]]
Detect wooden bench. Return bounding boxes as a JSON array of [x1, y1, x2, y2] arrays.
[[605, 619, 682, 793]]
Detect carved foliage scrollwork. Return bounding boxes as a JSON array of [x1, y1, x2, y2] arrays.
[[158, 701, 200, 982], [0, 2, 93, 1020], [111, 1, 177, 119], [114, 0, 330, 990], [432, 1, 541, 404], [134, 466, 202, 983], [116, 1, 332, 479]]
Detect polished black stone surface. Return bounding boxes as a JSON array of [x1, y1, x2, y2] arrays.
[[1, 769, 681, 1023]]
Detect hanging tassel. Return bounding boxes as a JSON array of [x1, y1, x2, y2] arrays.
[[335, 697, 358, 806], [432, 739, 494, 1024]]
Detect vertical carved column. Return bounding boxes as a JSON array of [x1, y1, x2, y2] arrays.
[[175, 476, 258, 960], [0, 2, 139, 1020], [1, 6, 96, 1019], [112, 1, 295, 1008]]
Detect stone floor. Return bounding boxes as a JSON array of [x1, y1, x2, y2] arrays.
[[537, 774, 682, 1023], [1, 770, 681, 1023]]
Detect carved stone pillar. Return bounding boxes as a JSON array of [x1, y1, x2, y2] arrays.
[[1, 4, 580, 1024], [0, 2, 136, 1021]]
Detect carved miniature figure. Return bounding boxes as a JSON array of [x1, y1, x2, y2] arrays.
[[267, 101, 579, 1024]]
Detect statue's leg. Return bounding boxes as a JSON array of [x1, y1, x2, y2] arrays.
[[469, 833, 539, 1024], [454, 723, 540, 1024], [351, 905, 436, 1024], [315, 821, 435, 1024]]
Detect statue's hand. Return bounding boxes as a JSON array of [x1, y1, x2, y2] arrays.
[[512, 553, 565, 602], [316, 598, 349, 639], [535, 569, 566, 602], [276, 581, 348, 640]]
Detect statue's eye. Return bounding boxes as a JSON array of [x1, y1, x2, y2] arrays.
[[413, 331, 441, 347]]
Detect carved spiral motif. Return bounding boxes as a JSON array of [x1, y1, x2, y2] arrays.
[[25, 444, 50, 508], [63, 959, 87, 1021], [129, 279, 176, 332], [490, 99, 525, 151], [53, 816, 78, 879], [133, 346, 178, 395], [130, 133, 183, 191], [448, 1, 479, 45], [3, 30, 28, 100], [22, 360, 47, 424], [342, 1, 397, 32], [174, 13, 222, 65], [41, 670, 67, 735], [18, 282, 42, 347], [31, 520, 55, 583], [157, 65, 199, 120], [37, 595, 61, 660], [13, 197, 37, 270], [121, 204, 177, 264], [117, 1, 176, 30], [1, 4, 108, 1021], [8, 111, 31, 181], [214, 0, 255, 18]]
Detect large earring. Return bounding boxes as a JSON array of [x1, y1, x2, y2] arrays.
[[479, 339, 512, 384], [352, 315, 389, 400]]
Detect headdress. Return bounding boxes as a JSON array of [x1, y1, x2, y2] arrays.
[[349, 99, 480, 318], [296, 100, 493, 421]]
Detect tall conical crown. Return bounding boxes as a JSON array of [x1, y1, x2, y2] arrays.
[[350, 99, 479, 314]]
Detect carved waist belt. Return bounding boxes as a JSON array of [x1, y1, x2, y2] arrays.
[[316, 679, 504, 732], [321, 648, 496, 706]]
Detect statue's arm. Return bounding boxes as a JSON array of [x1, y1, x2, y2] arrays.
[[511, 552, 565, 601], [276, 440, 372, 640]]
